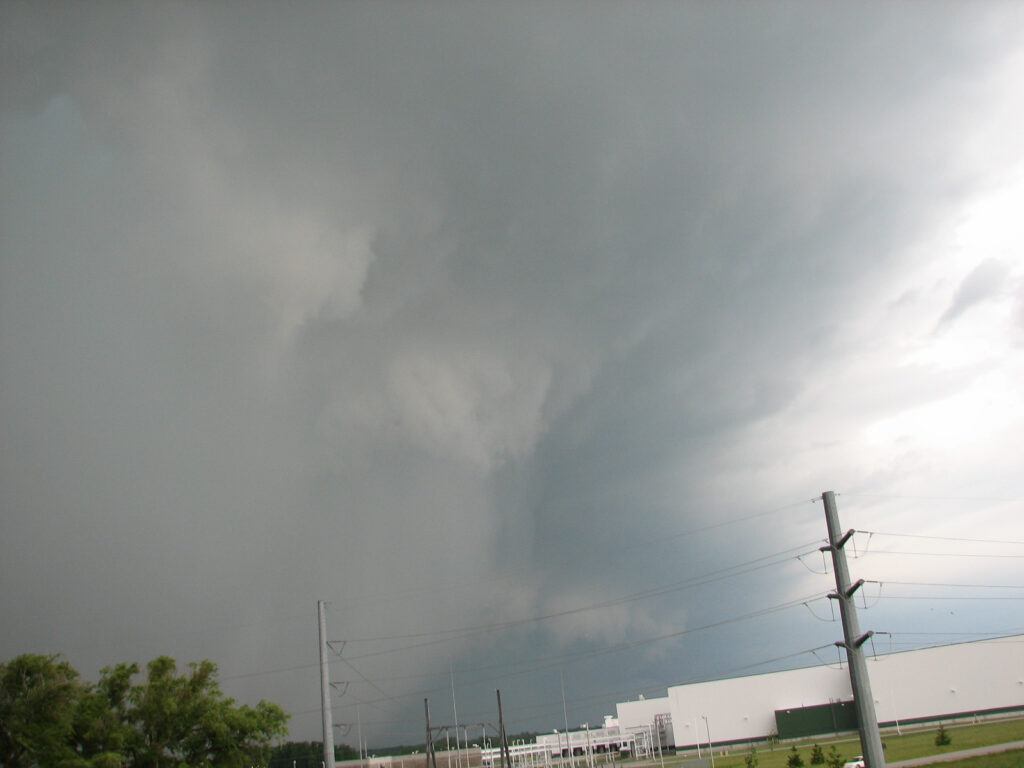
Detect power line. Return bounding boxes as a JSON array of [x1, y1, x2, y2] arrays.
[[857, 530, 1024, 546], [868, 638, 1024, 652], [343, 540, 825, 658], [333, 638, 849, 731], [293, 632, 1024, 728], [841, 493, 1023, 502], [337, 637, 838, 731], [884, 629, 1024, 637], [308, 497, 822, 620], [660, 643, 840, 687], [861, 550, 1024, 559], [871, 594, 1024, 600], [224, 542, 827, 689], [867, 580, 1024, 589], [216, 501, 824, 691], [222, 542, 820, 685], [331, 591, 831, 712], [481, 642, 839, 724], [335, 654, 407, 716], [222, 660, 321, 681], [632, 497, 818, 549]]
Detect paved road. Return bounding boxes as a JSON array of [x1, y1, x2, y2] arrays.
[[889, 740, 1024, 767]]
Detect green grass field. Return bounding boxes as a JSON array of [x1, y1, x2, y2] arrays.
[[877, 719, 1024, 763], [636, 717, 1024, 768], [911, 749, 1024, 768]]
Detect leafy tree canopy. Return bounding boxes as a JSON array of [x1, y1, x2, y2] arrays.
[[0, 653, 289, 768], [0, 653, 82, 768]]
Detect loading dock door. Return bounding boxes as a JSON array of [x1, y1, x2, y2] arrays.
[[775, 700, 858, 740]]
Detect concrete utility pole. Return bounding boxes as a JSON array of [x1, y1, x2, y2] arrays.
[[820, 491, 886, 768], [319, 600, 336, 768]]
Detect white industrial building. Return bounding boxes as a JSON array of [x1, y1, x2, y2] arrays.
[[477, 635, 1022, 768], [483, 718, 642, 768], [616, 635, 1024, 749]]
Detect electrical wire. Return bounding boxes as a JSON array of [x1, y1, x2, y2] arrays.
[[335, 654, 407, 716], [222, 540, 828, 689], [335, 638, 845, 730], [221, 661, 319, 681], [885, 629, 1024, 637], [800, 599, 836, 622], [809, 645, 846, 670], [871, 594, 1024, 600], [330, 591, 831, 712], [321, 496, 822, 618], [227, 497, 1024, 731], [856, 530, 1024, 546], [308, 629, 1024, 731], [495, 641, 841, 723], [867, 580, 1024, 589], [842, 492, 1022, 501], [226, 540, 823, 685], [343, 540, 825, 658], [859, 550, 1024, 559], [631, 497, 819, 549]]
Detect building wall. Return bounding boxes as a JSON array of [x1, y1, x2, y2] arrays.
[[631, 635, 1024, 748], [616, 697, 671, 736], [866, 638, 1024, 725], [668, 665, 851, 747], [534, 727, 630, 756]]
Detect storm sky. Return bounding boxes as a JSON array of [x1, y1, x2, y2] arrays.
[[2, 0, 1024, 749]]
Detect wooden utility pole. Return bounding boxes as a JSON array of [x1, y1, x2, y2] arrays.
[[425, 699, 439, 768], [497, 690, 512, 768]]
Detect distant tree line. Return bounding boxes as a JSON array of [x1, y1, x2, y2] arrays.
[[266, 740, 360, 767], [0, 652, 288, 768]]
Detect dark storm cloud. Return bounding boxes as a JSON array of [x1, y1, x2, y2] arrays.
[[3, 0, 1023, 745]]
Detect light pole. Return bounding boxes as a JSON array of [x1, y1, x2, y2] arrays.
[[702, 717, 714, 768]]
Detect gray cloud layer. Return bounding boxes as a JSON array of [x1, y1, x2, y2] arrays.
[[3, 0, 1023, 745]]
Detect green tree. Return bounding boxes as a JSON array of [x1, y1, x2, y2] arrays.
[[810, 744, 824, 765], [68, 662, 137, 767], [744, 747, 759, 768], [826, 746, 843, 768], [0, 653, 83, 768], [935, 724, 952, 747], [1, 653, 288, 768], [787, 745, 804, 768], [124, 656, 289, 767]]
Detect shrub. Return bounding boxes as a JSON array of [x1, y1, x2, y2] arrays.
[[745, 747, 759, 768], [788, 745, 805, 768], [826, 746, 843, 768], [810, 744, 825, 765], [935, 724, 952, 746]]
